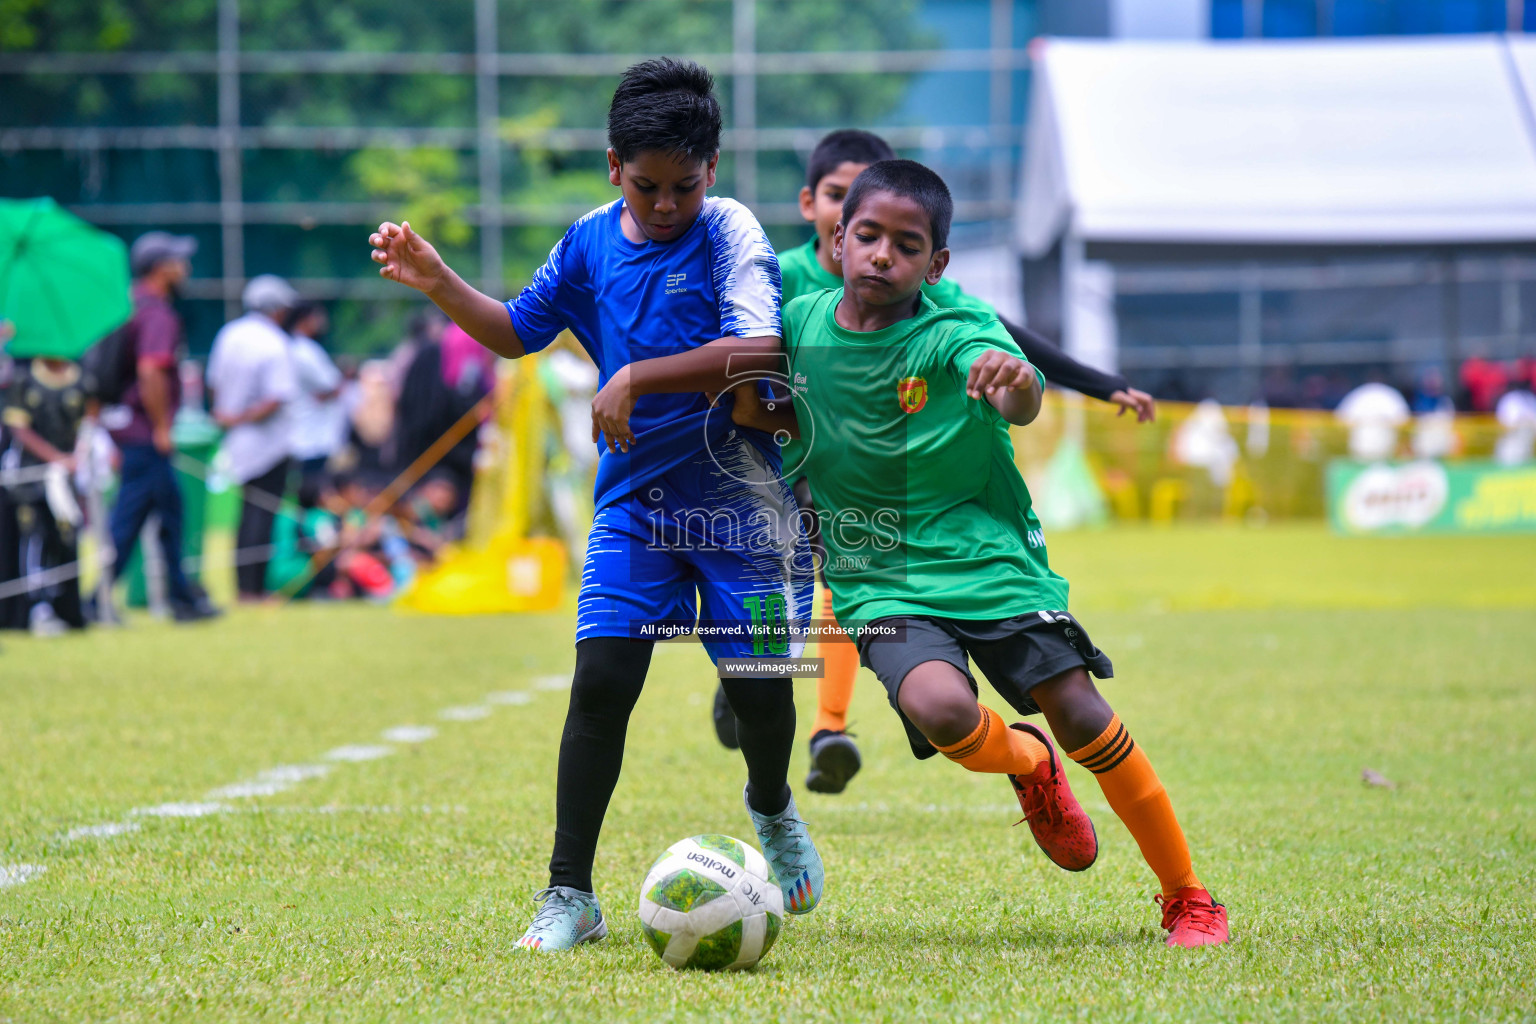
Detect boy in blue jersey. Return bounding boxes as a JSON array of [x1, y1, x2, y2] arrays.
[[369, 58, 822, 952]]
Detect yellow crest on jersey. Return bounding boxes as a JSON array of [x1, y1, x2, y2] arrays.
[[897, 376, 928, 414]]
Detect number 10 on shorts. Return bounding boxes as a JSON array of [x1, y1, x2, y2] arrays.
[[742, 594, 790, 656]]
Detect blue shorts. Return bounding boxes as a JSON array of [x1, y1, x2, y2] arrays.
[[576, 435, 815, 664]]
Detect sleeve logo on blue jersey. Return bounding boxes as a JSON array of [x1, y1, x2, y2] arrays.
[[665, 272, 688, 294]]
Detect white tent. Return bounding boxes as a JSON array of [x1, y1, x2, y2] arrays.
[[1018, 35, 1536, 255]]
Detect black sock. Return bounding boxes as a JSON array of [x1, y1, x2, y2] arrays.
[[722, 677, 795, 816], [546, 637, 652, 892]]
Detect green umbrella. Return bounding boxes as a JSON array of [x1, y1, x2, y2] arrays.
[[0, 196, 132, 360]]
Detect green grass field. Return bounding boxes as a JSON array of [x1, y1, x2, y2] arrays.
[[3, 525, 1534, 1022]]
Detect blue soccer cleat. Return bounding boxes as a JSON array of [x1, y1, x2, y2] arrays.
[[516, 886, 608, 952], [746, 788, 824, 914]]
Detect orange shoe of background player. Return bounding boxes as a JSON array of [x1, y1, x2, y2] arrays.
[[1006, 722, 1099, 871], [1156, 887, 1230, 947]]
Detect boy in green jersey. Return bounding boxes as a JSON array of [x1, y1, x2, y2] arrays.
[[733, 159, 1228, 947], [715, 129, 1157, 802]]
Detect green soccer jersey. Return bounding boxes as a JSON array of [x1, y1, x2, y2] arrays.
[[777, 239, 993, 482], [782, 287, 1068, 625]]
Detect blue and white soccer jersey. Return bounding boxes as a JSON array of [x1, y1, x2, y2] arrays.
[[506, 196, 811, 663]]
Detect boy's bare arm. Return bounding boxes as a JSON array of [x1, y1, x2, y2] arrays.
[[725, 381, 801, 439], [370, 221, 524, 359], [967, 349, 1043, 426], [589, 335, 784, 451]]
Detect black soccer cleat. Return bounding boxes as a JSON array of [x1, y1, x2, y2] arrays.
[[805, 729, 861, 794], [712, 684, 740, 750]]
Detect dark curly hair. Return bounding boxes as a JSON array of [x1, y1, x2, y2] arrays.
[[805, 129, 895, 191], [607, 57, 722, 164], [842, 159, 954, 253]]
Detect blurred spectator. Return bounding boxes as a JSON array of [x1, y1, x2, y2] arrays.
[[266, 473, 393, 601], [265, 475, 336, 599], [1335, 381, 1409, 462], [1516, 357, 1536, 393], [1494, 382, 1536, 466], [208, 275, 300, 602], [103, 232, 220, 623], [1410, 367, 1453, 415], [441, 321, 498, 397], [391, 322, 491, 513], [1459, 356, 1508, 413], [332, 354, 362, 461], [1170, 398, 1239, 487], [1409, 366, 1457, 459], [0, 330, 22, 630], [386, 309, 447, 397], [285, 302, 345, 485], [1, 355, 89, 634], [405, 470, 462, 551], [345, 360, 395, 474]]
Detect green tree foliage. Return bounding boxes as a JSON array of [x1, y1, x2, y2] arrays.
[[0, 0, 933, 352], [347, 147, 477, 248]]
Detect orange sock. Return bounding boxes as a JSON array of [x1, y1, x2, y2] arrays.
[[934, 704, 1049, 777], [814, 589, 859, 735], [1068, 714, 1202, 896]]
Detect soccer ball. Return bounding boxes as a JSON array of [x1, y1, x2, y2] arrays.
[[637, 834, 783, 970]]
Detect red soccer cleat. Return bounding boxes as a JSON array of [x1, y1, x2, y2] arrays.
[[1007, 722, 1098, 871], [1156, 887, 1230, 948]]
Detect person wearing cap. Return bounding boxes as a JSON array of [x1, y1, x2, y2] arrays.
[[206, 275, 303, 601], [104, 232, 221, 623]]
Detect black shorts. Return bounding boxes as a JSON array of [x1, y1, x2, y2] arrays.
[[856, 611, 1114, 760]]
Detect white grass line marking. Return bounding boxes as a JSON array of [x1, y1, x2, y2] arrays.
[[208, 780, 293, 799], [239, 804, 470, 816], [438, 705, 491, 722], [259, 764, 332, 784], [129, 802, 231, 819], [533, 675, 572, 690], [0, 864, 44, 889], [485, 691, 532, 706], [323, 744, 394, 762], [64, 822, 141, 842], [381, 725, 438, 743], [207, 763, 334, 800]]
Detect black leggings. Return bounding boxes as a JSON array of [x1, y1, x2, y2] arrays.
[[548, 636, 796, 892]]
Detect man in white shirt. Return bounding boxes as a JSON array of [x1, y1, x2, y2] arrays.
[[284, 302, 345, 483], [1335, 381, 1410, 463], [1495, 385, 1536, 466], [207, 275, 300, 601]]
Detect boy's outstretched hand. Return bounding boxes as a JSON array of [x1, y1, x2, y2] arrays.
[[966, 349, 1036, 400], [1109, 387, 1157, 423], [967, 349, 1042, 426], [370, 221, 446, 294]]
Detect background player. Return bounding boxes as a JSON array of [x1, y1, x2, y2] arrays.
[[368, 58, 823, 953], [736, 159, 1228, 947]]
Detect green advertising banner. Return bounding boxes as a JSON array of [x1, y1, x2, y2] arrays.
[[1328, 460, 1536, 535]]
